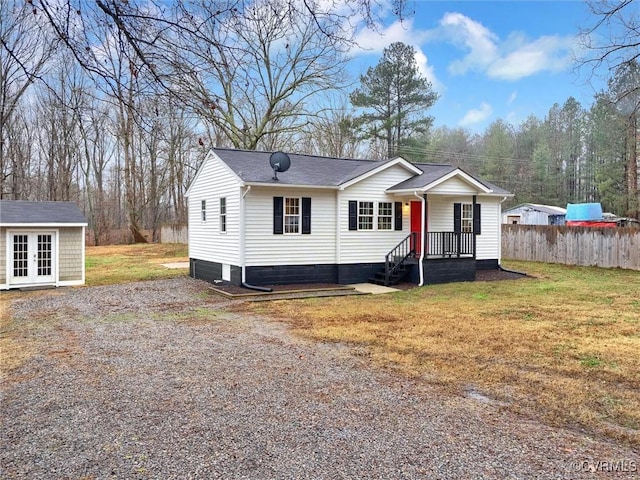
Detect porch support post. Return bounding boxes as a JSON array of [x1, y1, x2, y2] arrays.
[[472, 194, 477, 259], [413, 191, 426, 286], [423, 194, 428, 256]]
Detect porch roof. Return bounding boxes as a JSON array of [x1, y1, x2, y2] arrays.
[[387, 164, 512, 196]]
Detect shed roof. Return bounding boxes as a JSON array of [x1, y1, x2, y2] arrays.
[[0, 200, 87, 225], [504, 203, 566, 216]]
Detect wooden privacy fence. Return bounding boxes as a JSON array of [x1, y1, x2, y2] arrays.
[[160, 224, 188, 244], [502, 224, 640, 270]]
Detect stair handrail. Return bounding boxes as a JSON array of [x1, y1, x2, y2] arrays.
[[385, 232, 416, 285]]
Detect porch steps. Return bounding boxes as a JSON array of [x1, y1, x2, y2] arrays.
[[368, 262, 410, 286]]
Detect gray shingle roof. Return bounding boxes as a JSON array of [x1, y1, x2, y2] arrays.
[[0, 200, 87, 224], [213, 148, 385, 186], [387, 164, 457, 190], [212, 148, 512, 195]]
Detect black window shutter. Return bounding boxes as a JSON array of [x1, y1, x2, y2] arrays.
[[273, 197, 283, 234], [348, 201, 357, 231], [394, 202, 403, 231], [453, 203, 462, 233], [474, 203, 481, 235], [302, 197, 311, 234]]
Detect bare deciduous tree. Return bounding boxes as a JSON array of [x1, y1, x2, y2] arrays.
[[173, 1, 349, 149], [0, 0, 55, 198]]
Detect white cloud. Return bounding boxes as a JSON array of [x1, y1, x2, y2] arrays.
[[351, 19, 432, 53], [440, 13, 577, 81], [507, 91, 517, 105], [487, 35, 575, 80], [413, 48, 443, 92], [440, 12, 498, 75], [459, 102, 493, 126]]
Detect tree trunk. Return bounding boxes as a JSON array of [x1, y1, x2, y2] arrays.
[[627, 114, 639, 218]]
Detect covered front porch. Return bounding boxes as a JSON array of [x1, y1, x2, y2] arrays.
[[369, 189, 483, 286], [372, 229, 476, 286]]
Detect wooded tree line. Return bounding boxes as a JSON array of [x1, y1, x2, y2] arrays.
[[1, 0, 638, 244]]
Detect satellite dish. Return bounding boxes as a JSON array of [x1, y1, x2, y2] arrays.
[[269, 151, 291, 180]]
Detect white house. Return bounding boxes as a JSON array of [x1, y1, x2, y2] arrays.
[[1, 200, 87, 290], [186, 148, 513, 287], [502, 203, 566, 226]]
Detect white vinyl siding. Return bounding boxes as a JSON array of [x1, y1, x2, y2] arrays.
[[0, 228, 5, 286], [187, 153, 242, 265], [476, 197, 501, 260], [428, 176, 479, 194], [339, 164, 412, 263], [245, 187, 336, 266]]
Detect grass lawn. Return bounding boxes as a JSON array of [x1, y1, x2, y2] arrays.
[[85, 243, 188, 286], [238, 260, 640, 446]]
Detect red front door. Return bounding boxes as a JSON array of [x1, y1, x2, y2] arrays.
[[410, 201, 422, 254]]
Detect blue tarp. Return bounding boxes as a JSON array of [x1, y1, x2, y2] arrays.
[[565, 203, 603, 221]]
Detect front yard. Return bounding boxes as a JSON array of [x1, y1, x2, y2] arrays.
[[237, 261, 640, 446], [3, 243, 638, 447]]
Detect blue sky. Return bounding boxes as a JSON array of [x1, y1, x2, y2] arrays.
[[348, 1, 603, 133]]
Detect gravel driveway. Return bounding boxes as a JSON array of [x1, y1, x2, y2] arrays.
[[1, 278, 637, 479]]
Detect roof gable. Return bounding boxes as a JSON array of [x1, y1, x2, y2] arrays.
[[338, 157, 422, 190], [0, 200, 87, 225], [185, 149, 244, 197], [388, 164, 511, 195]]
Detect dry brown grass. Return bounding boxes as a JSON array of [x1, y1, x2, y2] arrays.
[[85, 243, 188, 286], [238, 261, 640, 445]]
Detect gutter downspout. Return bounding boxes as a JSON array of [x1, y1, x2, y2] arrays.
[[413, 191, 426, 286], [240, 186, 251, 285], [498, 195, 508, 270]]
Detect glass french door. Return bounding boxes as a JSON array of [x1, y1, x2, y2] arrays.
[[9, 232, 56, 286]]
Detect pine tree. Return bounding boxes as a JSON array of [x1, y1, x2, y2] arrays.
[[350, 42, 438, 159]]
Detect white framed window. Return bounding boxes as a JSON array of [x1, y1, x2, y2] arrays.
[[201, 200, 207, 222], [378, 202, 393, 230], [219, 197, 227, 232], [358, 201, 374, 230], [284, 197, 300, 234], [462, 203, 473, 232]]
